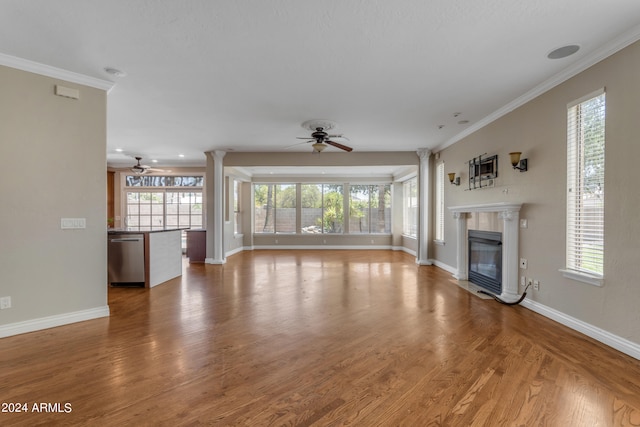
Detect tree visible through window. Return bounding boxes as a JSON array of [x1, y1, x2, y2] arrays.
[[349, 184, 391, 234]]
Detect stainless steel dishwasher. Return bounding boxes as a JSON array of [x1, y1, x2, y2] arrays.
[[108, 234, 145, 287]]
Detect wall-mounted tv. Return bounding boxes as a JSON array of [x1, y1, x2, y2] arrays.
[[468, 154, 497, 189]]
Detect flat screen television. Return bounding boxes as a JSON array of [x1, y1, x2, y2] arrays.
[[469, 154, 497, 186]]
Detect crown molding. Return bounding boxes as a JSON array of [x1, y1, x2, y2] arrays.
[[437, 23, 640, 151], [0, 52, 115, 92]]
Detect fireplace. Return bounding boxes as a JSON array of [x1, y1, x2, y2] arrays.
[[448, 203, 522, 303], [468, 230, 502, 294]]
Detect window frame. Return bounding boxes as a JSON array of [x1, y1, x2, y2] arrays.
[[560, 88, 605, 286], [434, 162, 445, 244], [402, 177, 418, 238], [348, 184, 391, 234]]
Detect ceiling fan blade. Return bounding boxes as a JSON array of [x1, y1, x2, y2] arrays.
[[326, 140, 353, 152], [296, 136, 316, 140], [327, 134, 349, 141], [284, 141, 311, 149]]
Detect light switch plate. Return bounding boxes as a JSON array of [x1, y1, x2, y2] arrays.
[[61, 218, 86, 229]]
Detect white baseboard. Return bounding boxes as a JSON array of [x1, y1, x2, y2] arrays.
[[0, 306, 110, 339], [521, 299, 640, 360], [252, 245, 393, 251], [430, 259, 457, 276], [393, 246, 416, 256], [225, 246, 245, 257]]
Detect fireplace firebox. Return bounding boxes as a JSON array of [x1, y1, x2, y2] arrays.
[[468, 230, 502, 294]]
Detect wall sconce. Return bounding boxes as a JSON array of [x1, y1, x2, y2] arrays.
[[448, 172, 460, 186], [509, 152, 528, 172]]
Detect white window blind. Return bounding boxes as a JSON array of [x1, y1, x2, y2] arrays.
[[435, 162, 444, 241], [565, 89, 605, 280], [403, 178, 418, 237]]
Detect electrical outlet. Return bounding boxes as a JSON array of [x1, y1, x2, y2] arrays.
[[520, 219, 528, 228], [520, 276, 526, 287], [520, 258, 528, 269], [0, 296, 11, 309], [534, 280, 540, 291], [527, 278, 533, 289]]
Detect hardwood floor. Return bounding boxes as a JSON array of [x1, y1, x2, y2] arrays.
[[2, 250, 640, 426]]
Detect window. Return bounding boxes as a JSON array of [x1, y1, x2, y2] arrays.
[[435, 162, 444, 242], [253, 182, 393, 235], [126, 191, 165, 229], [349, 184, 391, 234], [253, 184, 296, 233], [564, 89, 605, 285], [403, 177, 418, 238], [125, 191, 203, 231], [123, 174, 204, 250], [125, 175, 204, 187], [301, 184, 344, 234], [234, 180, 241, 234], [165, 192, 203, 229]]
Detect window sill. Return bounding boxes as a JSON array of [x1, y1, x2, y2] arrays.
[[433, 240, 445, 246], [559, 269, 604, 287]]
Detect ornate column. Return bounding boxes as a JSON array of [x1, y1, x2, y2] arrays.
[[205, 150, 226, 264], [416, 148, 432, 265], [499, 208, 520, 302], [453, 211, 468, 280]]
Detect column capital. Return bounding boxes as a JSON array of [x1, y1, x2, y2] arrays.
[[453, 211, 466, 220], [417, 148, 432, 162], [498, 209, 517, 221]]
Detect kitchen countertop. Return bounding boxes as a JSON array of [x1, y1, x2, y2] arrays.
[[108, 227, 189, 234]]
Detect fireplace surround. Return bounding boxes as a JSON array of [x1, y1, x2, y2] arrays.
[[448, 202, 522, 303]]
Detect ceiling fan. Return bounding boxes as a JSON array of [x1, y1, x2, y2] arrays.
[[130, 157, 167, 174], [290, 119, 353, 153]]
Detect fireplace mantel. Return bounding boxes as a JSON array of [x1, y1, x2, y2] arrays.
[[448, 202, 523, 303]]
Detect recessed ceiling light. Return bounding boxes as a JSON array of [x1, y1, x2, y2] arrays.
[[547, 45, 580, 59], [178, 154, 185, 158], [104, 67, 127, 77], [151, 159, 158, 163], [115, 148, 123, 152]]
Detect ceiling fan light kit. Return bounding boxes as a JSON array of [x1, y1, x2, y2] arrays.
[[297, 119, 353, 153]]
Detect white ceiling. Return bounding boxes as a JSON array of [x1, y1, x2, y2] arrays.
[[2, 1, 640, 171]]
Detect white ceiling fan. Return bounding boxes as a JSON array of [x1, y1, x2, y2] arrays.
[[130, 157, 167, 174]]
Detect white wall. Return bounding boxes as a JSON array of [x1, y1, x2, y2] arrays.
[[0, 65, 109, 334], [432, 41, 640, 347]]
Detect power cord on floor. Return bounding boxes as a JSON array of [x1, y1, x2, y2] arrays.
[[477, 282, 531, 306]]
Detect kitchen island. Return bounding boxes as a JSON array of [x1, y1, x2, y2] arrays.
[[108, 228, 186, 288]]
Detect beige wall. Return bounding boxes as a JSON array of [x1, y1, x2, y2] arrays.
[[432, 41, 640, 345], [0, 66, 108, 326]]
